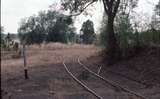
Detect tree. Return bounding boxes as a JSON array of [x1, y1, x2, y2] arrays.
[[18, 10, 75, 44], [96, 0, 121, 64], [0, 26, 4, 40], [61, 0, 139, 64], [47, 16, 68, 43], [0, 26, 6, 48], [115, 15, 134, 56], [18, 16, 46, 45], [0, 26, 4, 33], [155, 0, 160, 16], [100, 11, 136, 57], [46, 12, 75, 43], [151, 0, 160, 30], [99, 13, 108, 48], [80, 20, 96, 44], [143, 0, 160, 45], [0, 26, 5, 42], [67, 27, 76, 43]]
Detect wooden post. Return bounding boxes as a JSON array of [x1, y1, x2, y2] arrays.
[[97, 66, 102, 75], [22, 43, 29, 79]]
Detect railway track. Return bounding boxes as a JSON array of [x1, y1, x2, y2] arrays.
[[77, 58, 149, 99], [63, 59, 148, 99], [78, 59, 150, 88], [63, 61, 103, 99]]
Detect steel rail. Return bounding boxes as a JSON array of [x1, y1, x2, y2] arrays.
[[63, 61, 103, 99], [78, 58, 149, 99]]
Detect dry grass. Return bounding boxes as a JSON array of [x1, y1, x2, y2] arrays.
[[1, 43, 101, 98], [27, 43, 97, 50], [1, 43, 100, 79], [1, 43, 100, 65], [2, 43, 158, 99]]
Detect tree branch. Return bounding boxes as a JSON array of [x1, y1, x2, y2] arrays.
[[110, 0, 115, 7], [109, 0, 115, 13], [69, 0, 97, 16], [105, 0, 110, 7], [113, 0, 120, 17], [102, 0, 109, 15]]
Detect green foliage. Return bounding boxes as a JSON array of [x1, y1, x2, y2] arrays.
[[0, 32, 6, 48], [143, 1, 160, 45], [67, 31, 76, 43], [99, 25, 107, 48], [115, 15, 135, 56], [1, 26, 4, 33], [18, 10, 76, 45], [80, 20, 96, 44], [98, 13, 108, 48], [46, 15, 75, 43], [0, 26, 6, 49], [155, 0, 160, 16], [73, 34, 81, 43], [151, 1, 160, 30], [61, 0, 97, 15], [140, 29, 160, 45], [0, 28, 5, 49], [61, 0, 140, 63], [99, 13, 160, 58], [1, 26, 5, 44], [18, 16, 46, 45], [100, 15, 135, 57]]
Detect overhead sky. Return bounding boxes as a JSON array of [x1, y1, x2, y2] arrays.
[[1, 0, 159, 34]]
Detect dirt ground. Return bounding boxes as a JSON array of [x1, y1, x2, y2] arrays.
[[1, 43, 101, 99], [1, 43, 160, 99]]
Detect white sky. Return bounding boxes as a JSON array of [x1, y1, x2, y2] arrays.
[[1, 0, 159, 33]]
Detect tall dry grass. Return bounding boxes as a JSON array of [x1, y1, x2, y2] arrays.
[[1, 43, 100, 79], [27, 43, 98, 50]]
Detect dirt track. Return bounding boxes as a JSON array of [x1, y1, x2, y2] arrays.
[[1, 43, 100, 99], [1, 43, 160, 99]]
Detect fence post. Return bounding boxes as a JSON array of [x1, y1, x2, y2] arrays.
[[22, 43, 29, 79], [97, 66, 102, 75]]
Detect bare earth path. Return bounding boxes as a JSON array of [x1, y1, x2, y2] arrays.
[[1, 43, 100, 99], [1, 43, 160, 99]]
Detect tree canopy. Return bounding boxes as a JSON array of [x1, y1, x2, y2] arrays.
[[18, 10, 76, 45], [1, 26, 4, 33], [18, 15, 46, 44], [80, 19, 96, 44], [155, 0, 160, 16], [151, 0, 160, 30], [61, 0, 140, 64]]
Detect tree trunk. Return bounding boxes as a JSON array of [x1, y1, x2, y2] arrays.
[[105, 16, 121, 65]]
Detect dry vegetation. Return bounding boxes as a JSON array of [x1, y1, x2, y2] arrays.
[[1, 43, 99, 67], [1, 43, 160, 99], [1, 43, 101, 99]]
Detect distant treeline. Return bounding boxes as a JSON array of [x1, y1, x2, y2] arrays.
[[18, 10, 77, 45], [17, 10, 96, 45]]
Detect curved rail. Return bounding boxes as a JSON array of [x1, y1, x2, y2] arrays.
[[78, 58, 148, 99], [63, 61, 103, 99], [104, 69, 149, 87]]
